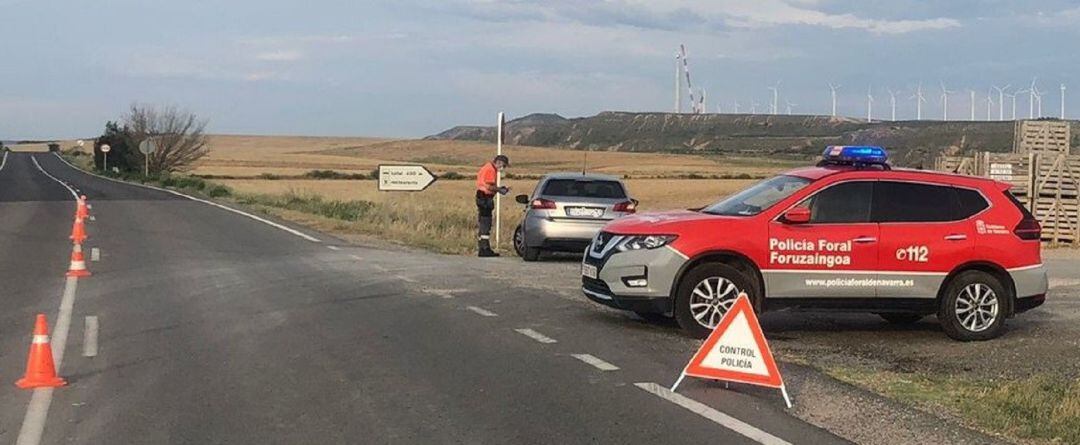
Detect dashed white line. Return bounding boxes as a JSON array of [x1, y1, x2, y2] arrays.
[[88, 215, 96, 222], [83, 316, 98, 357], [90, 247, 100, 262], [634, 382, 791, 445], [0, 151, 8, 171], [326, 245, 341, 251], [52, 153, 321, 243], [372, 264, 387, 272], [515, 328, 557, 344], [571, 354, 619, 371], [466, 306, 498, 317], [349, 254, 363, 261], [395, 274, 417, 283]]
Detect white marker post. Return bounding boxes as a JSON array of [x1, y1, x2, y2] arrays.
[[100, 144, 111, 172], [494, 112, 504, 249]]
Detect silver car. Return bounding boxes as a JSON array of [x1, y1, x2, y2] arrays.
[[513, 173, 637, 261]]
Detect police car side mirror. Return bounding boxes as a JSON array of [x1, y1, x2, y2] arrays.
[[514, 194, 529, 205], [782, 207, 811, 224]]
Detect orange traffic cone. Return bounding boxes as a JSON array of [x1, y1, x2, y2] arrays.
[[76, 195, 89, 220], [69, 217, 87, 243], [66, 244, 91, 278], [15, 314, 67, 389]]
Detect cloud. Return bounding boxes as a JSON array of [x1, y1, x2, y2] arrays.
[[451, 0, 960, 35], [255, 50, 303, 62]]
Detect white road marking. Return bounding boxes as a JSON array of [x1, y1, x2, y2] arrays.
[[515, 328, 557, 344], [83, 316, 98, 357], [634, 382, 791, 445], [395, 275, 418, 283], [0, 151, 8, 171], [16, 277, 80, 445], [571, 354, 619, 371], [326, 245, 341, 251], [89, 215, 96, 221], [30, 156, 78, 199], [349, 254, 363, 261], [90, 247, 100, 262], [421, 288, 465, 299], [1050, 278, 1080, 288], [51, 153, 321, 243], [372, 264, 387, 272], [466, 306, 498, 317]]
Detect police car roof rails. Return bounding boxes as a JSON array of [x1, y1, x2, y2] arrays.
[[816, 145, 891, 170]]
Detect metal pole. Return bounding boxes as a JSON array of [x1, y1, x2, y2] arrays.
[[104, 153, 108, 172], [145, 154, 149, 177], [495, 112, 504, 249]]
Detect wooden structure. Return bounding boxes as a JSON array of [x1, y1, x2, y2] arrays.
[[933, 120, 1078, 245]]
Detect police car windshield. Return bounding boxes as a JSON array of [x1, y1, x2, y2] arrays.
[[701, 175, 811, 216]]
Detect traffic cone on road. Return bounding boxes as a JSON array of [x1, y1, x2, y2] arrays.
[[69, 217, 87, 243], [76, 195, 90, 220], [66, 244, 91, 278], [15, 314, 67, 389]]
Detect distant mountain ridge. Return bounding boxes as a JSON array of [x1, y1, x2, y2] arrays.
[[428, 111, 1080, 166]]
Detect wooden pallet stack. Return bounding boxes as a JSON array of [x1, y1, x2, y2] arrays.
[[933, 120, 1078, 245]]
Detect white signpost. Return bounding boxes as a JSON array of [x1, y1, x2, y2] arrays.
[[138, 138, 158, 177], [377, 165, 437, 191], [495, 112, 505, 248], [100, 144, 111, 172]]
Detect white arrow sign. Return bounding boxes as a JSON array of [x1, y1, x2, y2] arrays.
[[378, 164, 438, 192]]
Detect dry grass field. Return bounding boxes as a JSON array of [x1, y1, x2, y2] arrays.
[[219, 178, 753, 254], [192, 135, 799, 179]]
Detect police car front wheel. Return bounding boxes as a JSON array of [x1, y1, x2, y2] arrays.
[[674, 263, 755, 339], [939, 270, 1008, 341]]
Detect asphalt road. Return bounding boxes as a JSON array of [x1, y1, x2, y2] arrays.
[[0, 151, 849, 444]]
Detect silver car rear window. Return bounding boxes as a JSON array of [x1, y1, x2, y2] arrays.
[[542, 179, 626, 199]]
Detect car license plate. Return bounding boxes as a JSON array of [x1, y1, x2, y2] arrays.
[[581, 263, 598, 279], [567, 207, 604, 218]]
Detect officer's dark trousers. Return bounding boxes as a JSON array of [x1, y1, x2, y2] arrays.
[[475, 191, 495, 251]]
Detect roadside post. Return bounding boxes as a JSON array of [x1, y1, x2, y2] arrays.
[[138, 138, 157, 177], [495, 112, 505, 248], [100, 144, 111, 171], [670, 293, 792, 408], [376, 164, 437, 191]]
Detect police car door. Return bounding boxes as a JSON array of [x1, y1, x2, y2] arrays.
[[873, 181, 974, 299], [767, 181, 879, 298]]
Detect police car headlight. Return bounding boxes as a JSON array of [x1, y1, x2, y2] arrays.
[[619, 235, 677, 251]]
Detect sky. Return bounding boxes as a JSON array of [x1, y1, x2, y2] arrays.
[[1, 0, 1078, 140]]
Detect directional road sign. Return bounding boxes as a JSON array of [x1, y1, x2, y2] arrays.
[[378, 165, 437, 192]]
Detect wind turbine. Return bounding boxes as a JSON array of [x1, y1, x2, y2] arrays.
[[940, 82, 953, 121], [986, 89, 994, 121], [969, 90, 977, 121], [992, 85, 1010, 120], [1034, 86, 1044, 117], [750, 101, 759, 115], [1007, 93, 1017, 120], [866, 86, 874, 121], [674, 51, 681, 113], [1061, 83, 1067, 119], [785, 100, 797, 115], [768, 81, 781, 115], [1027, 78, 1038, 118], [678, 45, 698, 113], [700, 88, 706, 114], [911, 83, 926, 120], [886, 88, 899, 121], [828, 83, 840, 117], [733, 99, 740, 114]]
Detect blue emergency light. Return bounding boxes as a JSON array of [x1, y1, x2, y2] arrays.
[[819, 145, 889, 169]]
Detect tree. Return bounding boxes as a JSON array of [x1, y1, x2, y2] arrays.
[[94, 121, 137, 171], [123, 104, 209, 174]]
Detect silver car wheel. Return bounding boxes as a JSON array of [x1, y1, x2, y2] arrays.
[[513, 225, 526, 254], [955, 283, 999, 333], [689, 276, 740, 329]]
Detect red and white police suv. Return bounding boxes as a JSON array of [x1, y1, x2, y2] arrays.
[[582, 146, 1047, 341]]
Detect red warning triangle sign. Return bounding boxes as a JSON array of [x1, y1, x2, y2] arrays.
[[682, 293, 784, 388]]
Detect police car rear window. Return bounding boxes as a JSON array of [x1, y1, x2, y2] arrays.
[[955, 188, 989, 219], [541, 179, 626, 199]]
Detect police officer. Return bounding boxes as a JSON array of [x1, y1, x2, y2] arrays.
[[475, 155, 510, 257]]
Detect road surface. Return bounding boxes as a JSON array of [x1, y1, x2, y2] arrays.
[[0, 151, 849, 444]]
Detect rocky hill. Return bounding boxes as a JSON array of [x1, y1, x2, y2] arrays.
[[428, 111, 1080, 166]]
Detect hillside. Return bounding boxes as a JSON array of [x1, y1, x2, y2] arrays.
[[428, 111, 1080, 166]]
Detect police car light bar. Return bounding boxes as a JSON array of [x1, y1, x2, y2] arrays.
[[819, 145, 889, 169]]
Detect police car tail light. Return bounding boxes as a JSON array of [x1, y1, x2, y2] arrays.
[[818, 145, 890, 169], [1014, 217, 1041, 241], [613, 200, 637, 214], [531, 198, 556, 210]]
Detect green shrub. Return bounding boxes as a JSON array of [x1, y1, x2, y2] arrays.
[[205, 184, 231, 197], [441, 171, 464, 180]]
